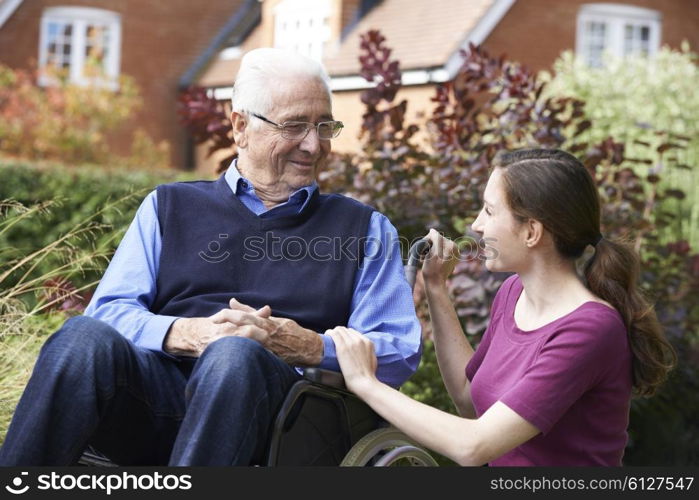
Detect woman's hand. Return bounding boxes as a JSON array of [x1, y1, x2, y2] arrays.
[[421, 228, 460, 286], [326, 327, 378, 395]]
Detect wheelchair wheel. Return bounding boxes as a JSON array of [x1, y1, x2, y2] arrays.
[[340, 427, 438, 466]]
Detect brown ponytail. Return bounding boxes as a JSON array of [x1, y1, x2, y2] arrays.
[[584, 237, 676, 396], [493, 148, 676, 397]]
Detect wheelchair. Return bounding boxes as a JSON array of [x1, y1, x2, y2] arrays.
[[80, 240, 437, 467]]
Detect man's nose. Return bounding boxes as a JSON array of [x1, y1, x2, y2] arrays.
[[299, 126, 321, 154]]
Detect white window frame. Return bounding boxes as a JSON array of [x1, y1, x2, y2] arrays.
[[38, 6, 121, 88], [273, 0, 331, 61], [576, 3, 661, 66]]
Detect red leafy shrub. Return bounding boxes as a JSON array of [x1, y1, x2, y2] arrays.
[[177, 86, 236, 174]]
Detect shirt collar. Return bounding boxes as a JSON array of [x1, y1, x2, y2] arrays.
[[224, 159, 318, 201]]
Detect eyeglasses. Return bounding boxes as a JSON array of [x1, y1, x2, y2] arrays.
[[250, 113, 344, 141]]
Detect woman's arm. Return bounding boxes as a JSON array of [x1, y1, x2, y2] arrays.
[[327, 327, 539, 465], [422, 229, 476, 417], [425, 281, 476, 417]]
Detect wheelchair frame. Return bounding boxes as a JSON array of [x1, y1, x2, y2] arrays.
[[264, 368, 437, 466]]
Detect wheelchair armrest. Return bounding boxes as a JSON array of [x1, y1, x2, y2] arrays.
[[303, 367, 346, 391]]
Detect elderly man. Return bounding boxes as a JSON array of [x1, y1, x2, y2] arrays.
[[0, 48, 421, 466]]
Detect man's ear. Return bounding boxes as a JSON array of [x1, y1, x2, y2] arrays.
[[524, 218, 544, 248], [231, 111, 248, 148]]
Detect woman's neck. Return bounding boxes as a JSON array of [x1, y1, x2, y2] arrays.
[[517, 258, 588, 317]]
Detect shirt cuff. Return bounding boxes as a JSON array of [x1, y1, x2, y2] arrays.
[[317, 334, 340, 371], [140, 314, 179, 353]]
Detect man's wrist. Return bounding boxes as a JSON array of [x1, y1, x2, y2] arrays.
[[164, 317, 196, 356], [308, 329, 324, 366], [292, 322, 325, 366], [272, 317, 324, 366]]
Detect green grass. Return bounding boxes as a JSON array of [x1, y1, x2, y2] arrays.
[[0, 309, 63, 442], [0, 194, 136, 444]]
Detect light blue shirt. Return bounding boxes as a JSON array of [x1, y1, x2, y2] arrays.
[[86, 164, 422, 387]]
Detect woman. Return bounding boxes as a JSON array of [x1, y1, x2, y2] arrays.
[[327, 148, 676, 466]]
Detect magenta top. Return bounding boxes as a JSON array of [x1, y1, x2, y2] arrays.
[[466, 275, 632, 466]]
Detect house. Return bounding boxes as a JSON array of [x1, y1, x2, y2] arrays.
[[0, 0, 248, 168], [191, 0, 699, 171], [2, 0, 697, 171]]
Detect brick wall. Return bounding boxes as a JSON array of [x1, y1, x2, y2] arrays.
[[0, 0, 246, 168], [484, 0, 699, 73]]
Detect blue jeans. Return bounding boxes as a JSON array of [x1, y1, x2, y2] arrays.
[[0, 315, 301, 465]]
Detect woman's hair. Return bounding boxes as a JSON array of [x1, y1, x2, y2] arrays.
[[493, 148, 676, 397], [231, 48, 332, 118]]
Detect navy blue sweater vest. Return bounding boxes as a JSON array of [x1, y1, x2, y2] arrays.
[[150, 174, 374, 333]]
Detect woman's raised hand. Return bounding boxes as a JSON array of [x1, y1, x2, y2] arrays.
[[421, 228, 460, 286]]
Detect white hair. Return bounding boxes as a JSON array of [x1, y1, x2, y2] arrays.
[[231, 48, 332, 120]]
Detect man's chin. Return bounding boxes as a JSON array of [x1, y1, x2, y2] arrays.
[[285, 172, 316, 191]]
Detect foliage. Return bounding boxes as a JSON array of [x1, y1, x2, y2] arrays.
[[127, 128, 172, 172], [177, 86, 236, 174], [178, 31, 699, 465], [0, 64, 170, 169], [399, 340, 457, 466], [325, 33, 592, 243], [541, 44, 699, 248], [0, 311, 63, 439], [0, 196, 128, 442], [0, 161, 194, 299], [0, 160, 194, 442]]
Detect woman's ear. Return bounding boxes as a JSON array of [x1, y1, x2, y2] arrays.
[[231, 111, 248, 148], [524, 218, 544, 248]]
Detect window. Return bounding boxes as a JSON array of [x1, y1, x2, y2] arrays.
[[274, 0, 332, 61], [576, 3, 661, 67], [38, 6, 121, 87]]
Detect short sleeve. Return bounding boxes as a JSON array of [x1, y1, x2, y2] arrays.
[[499, 307, 626, 434]]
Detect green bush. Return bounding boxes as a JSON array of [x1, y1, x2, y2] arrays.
[[542, 44, 699, 248], [0, 160, 195, 300]]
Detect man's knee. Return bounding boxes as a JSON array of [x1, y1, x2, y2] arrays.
[[42, 315, 126, 361], [197, 336, 271, 378]]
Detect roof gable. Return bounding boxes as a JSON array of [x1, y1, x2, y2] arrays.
[[0, 0, 23, 29], [325, 0, 515, 77], [180, 0, 260, 87], [195, 0, 516, 91]]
